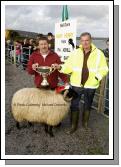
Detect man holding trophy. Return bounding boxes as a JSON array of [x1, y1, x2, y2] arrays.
[[27, 36, 68, 89]]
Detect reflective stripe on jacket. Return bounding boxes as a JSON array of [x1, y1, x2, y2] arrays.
[[60, 43, 109, 88]]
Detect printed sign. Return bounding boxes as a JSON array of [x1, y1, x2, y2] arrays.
[[55, 19, 76, 61]]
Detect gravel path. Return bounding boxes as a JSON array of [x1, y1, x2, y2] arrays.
[[5, 60, 109, 155]]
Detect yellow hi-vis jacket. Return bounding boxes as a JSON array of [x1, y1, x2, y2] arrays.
[[60, 43, 109, 88]]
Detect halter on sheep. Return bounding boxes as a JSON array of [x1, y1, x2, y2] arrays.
[[11, 87, 73, 137]]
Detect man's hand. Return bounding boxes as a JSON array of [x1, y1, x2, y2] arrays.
[[32, 63, 39, 71], [64, 83, 70, 89], [51, 63, 61, 70]]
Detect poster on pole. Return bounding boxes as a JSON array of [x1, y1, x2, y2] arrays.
[[55, 19, 77, 62]]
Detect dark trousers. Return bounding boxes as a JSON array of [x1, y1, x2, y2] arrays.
[[70, 86, 96, 112]]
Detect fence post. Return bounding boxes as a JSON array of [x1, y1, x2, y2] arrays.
[[29, 47, 31, 59], [13, 44, 16, 64], [10, 45, 13, 63], [97, 77, 106, 113]]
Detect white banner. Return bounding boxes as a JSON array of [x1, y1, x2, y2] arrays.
[[55, 19, 76, 61]]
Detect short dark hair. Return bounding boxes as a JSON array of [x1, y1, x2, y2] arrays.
[[38, 36, 49, 43], [80, 32, 92, 39], [47, 32, 53, 36], [37, 33, 43, 38], [16, 40, 19, 43]]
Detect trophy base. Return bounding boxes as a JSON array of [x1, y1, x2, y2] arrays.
[[41, 80, 49, 87]]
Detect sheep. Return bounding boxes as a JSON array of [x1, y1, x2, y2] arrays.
[[11, 87, 75, 137]]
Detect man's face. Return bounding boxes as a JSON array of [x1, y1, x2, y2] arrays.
[[80, 35, 91, 50], [39, 40, 49, 53], [24, 39, 27, 43], [29, 39, 33, 44]]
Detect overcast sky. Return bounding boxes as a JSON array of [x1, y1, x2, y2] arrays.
[[5, 5, 109, 37]]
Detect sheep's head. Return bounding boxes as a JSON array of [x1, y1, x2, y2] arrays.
[[63, 88, 78, 102], [63, 89, 72, 102]]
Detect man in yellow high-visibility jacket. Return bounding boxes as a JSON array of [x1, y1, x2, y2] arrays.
[[53, 32, 109, 134]]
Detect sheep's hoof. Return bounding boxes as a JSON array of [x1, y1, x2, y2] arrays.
[[49, 132, 54, 137]]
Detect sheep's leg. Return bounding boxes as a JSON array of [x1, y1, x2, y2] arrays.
[[44, 124, 48, 133], [16, 122, 20, 129], [48, 126, 54, 137], [28, 121, 33, 127], [56, 122, 62, 128]]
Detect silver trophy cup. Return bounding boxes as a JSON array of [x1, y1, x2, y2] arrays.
[[35, 65, 55, 87]]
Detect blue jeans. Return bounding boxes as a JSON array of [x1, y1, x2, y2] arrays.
[[16, 54, 21, 64], [70, 86, 96, 112]]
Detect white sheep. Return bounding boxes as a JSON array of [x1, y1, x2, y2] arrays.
[[11, 88, 73, 137]]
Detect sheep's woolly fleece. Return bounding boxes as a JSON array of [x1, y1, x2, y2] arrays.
[[11, 88, 70, 126]]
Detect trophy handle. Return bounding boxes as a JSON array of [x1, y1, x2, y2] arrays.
[[50, 65, 56, 73], [34, 67, 42, 75]]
